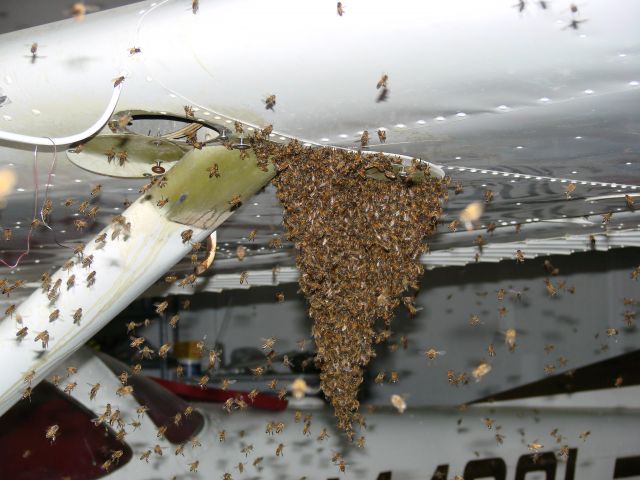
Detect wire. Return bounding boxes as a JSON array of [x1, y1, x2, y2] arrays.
[[0, 146, 39, 268]]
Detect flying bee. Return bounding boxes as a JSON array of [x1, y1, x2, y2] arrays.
[[84, 381, 100, 400], [275, 443, 285, 456], [337, 2, 344, 16], [360, 130, 369, 148], [5, 304, 16, 318], [192, 0, 199, 14], [544, 278, 557, 296], [116, 385, 134, 396], [528, 441, 543, 452], [34, 330, 49, 349], [16, 326, 28, 340], [158, 343, 171, 358], [45, 424, 60, 443], [504, 328, 517, 350], [472, 361, 492, 381], [564, 183, 576, 199], [390, 394, 407, 413], [602, 212, 613, 224], [169, 314, 179, 328], [155, 301, 169, 314], [251, 366, 265, 377], [181, 229, 193, 243], [236, 245, 247, 261], [128, 47, 141, 55], [91, 184, 102, 196], [377, 129, 386, 143], [625, 194, 635, 211], [376, 74, 388, 90], [239, 271, 248, 284], [424, 348, 445, 361], [63, 382, 77, 394], [179, 273, 197, 287], [82, 255, 94, 269], [198, 374, 209, 389], [264, 94, 276, 110], [275, 291, 285, 302]]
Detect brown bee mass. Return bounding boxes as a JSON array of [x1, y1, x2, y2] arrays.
[[263, 137, 447, 431]]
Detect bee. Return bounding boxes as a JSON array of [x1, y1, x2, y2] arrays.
[[448, 219, 459, 232], [63, 382, 77, 394], [179, 273, 197, 287], [164, 273, 178, 284], [34, 330, 50, 349], [515, 223, 522, 234], [229, 194, 242, 209], [117, 385, 134, 396], [239, 271, 248, 284], [155, 301, 169, 314], [181, 229, 193, 243], [192, 0, 199, 14], [377, 129, 386, 144], [390, 394, 407, 413], [261, 337, 276, 350], [207, 164, 220, 178], [424, 348, 445, 361], [483, 418, 495, 430], [389, 371, 399, 383], [130, 336, 145, 348], [5, 304, 16, 318], [528, 441, 543, 452], [51, 375, 61, 386], [66, 274, 76, 290], [486, 222, 497, 234], [602, 212, 613, 224], [513, 0, 526, 12], [91, 184, 102, 196], [175, 365, 184, 378], [264, 94, 276, 110], [88, 382, 100, 400], [23, 369, 36, 385], [275, 443, 285, 456], [45, 424, 60, 443], [168, 314, 180, 328], [198, 374, 209, 389], [139, 450, 151, 462], [16, 326, 28, 339], [236, 245, 247, 261], [472, 361, 492, 381], [544, 278, 557, 296], [116, 151, 128, 166], [113, 76, 125, 87], [504, 328, 517, 350], [469, 314, 481, 326], [376, 74, 388, 90], [487, 343, 496, 356], [495, 433, 505, 445], [66, 366, 77, 377], [248, 229, 257, 241], [625, 194, 635, 211], [251, 366, 265, 376], [128, 47, 141, 55], [564, 183, 576, 199], [158, 343, 171, 358], [606, 327, 619, 337], [156, 425, 167, 439], [337, 2, 344, 16], [360, 130, 369, 148], [86, 270, 96, 286], [484, 190, 494, 203], [74, 219, 88, 231], [3, 228, 12, 241]]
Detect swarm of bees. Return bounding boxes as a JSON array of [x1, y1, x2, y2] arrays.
[[263, 133, 446, 431]]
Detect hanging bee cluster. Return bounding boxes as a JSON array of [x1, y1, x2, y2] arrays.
[[250, 134, 448, 430]]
